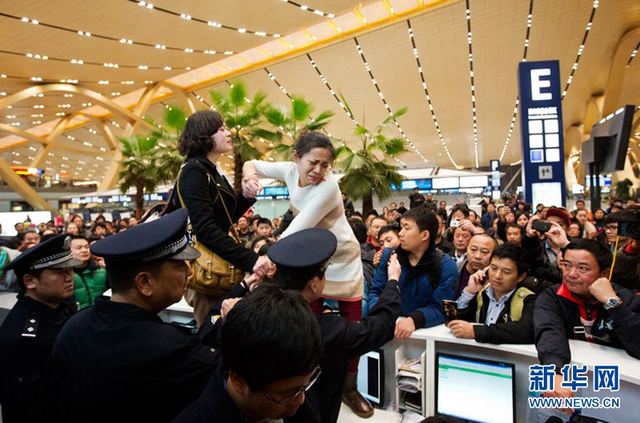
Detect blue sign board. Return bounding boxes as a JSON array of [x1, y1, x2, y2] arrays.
[[518, 61, 566, 207]]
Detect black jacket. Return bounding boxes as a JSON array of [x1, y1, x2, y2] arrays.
[[317, 279, 400, 423], [458, 286, 536, 344], [534, 283, 640, 369], [172, 355, 321, 423], [521, 234, 563, 284], [176, 156, 258, 272], [51, 297, 219, 423], [197, 280, 400, 423], [0, 296, 74, 423]]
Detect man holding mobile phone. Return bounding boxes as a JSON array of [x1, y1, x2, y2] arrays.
[[448, 244, 535, 344]]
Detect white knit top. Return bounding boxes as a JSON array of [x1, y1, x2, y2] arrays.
[[251, 160, 363, 301]]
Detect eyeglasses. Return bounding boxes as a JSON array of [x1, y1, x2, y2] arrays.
[[262, 366, 322, 404]]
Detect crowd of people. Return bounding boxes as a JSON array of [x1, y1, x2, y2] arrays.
[[0, 110, 639, 423]]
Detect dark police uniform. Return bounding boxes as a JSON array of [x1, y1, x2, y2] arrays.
[[269, 229, 402, 423], [51, 209, 219, 423], [0, 234, 80, 423]]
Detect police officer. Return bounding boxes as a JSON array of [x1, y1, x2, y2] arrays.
[[51, 209, 218, 423], [0, 234, 81, 423], [202, 228, 402, 423]]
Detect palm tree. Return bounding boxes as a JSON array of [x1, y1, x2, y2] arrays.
[[117, 135, 175, 219], [262, 97, 334, 160], [147, 106, 187, 181], [335, 101, 408, 213], [210, 81, 272, 192]]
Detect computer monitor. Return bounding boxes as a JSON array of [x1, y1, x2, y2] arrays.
[[356, 349, 384, 406], [436, 353, 516, 423]]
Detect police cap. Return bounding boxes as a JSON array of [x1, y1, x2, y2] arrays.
[[267, 228, 337, 272], [7, 234, 83, 274], [90, 209, 199, 267]]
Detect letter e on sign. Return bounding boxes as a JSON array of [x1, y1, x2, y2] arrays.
[[531, 69, 552, 101]]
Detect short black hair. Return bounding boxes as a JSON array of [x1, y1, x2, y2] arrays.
[[249, 235, 273, 252], [506, 223, 523, 236], [222, 284, 322, 390], [365, 209, 379, 218], [257, 217, 272, 227], [492, 243, 528, 275], [563, 238, 612, 272], [401, 206, 438, 247], [292, 131, 335, 161], [178, 110, 224, 157], [378, 224, 399, 240], [348, 218, 367, 244]]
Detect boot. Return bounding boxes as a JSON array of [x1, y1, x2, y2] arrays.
[[342, 370, 374, 418]]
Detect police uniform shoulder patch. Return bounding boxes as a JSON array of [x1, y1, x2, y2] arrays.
[[21, 313, 39, 338]]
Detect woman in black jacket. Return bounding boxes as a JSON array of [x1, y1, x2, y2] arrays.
[[176, 110, 273, 326]]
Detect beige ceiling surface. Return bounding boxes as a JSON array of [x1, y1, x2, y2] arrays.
[[1, 0, 639, 184]]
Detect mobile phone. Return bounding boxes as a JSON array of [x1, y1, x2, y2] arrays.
[[443, 300, 459, 324], [532, 220, 552, 234]]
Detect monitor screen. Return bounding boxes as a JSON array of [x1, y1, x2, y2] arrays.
[[436, 353, 515, 423], [356, 349, 384, 406]]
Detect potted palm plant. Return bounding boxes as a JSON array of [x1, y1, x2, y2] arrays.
[[335, 101, 407, 213]]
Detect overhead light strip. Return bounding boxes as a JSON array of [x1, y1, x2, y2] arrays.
[[1, 12, 235, 56], [561, 0, 600, 99], [306, 53, 405, 167], [264, 68, 292, 100], [406, 20, 461, 169], [353, 38, 428, 165], [280, 1, 336, 19], [0, 48, 190, 71], [626, 41, 640, 68], [499, 0, 534, 162], [128, 0, 280, 38], [463, 0, 479, 168]]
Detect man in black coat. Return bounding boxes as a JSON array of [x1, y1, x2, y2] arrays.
[[534, 238, 640, 400], [198, 228, 401, 423], [51, 210, 219, 423], [268, 228, 401, 423], [0, 234, 81, 423], [173, 284, 323, 423]]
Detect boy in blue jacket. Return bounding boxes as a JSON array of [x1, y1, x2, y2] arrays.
[[369, 206, 458, 338]]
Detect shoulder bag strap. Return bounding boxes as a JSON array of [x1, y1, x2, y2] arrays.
[[176, 161, 241, 244]]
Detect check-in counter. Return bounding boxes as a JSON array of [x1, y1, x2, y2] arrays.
[[381, 324, 640, 422]]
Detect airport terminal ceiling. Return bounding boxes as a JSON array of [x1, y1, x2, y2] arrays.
[[0, 0, 639, 192]]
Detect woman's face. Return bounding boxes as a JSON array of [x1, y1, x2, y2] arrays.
[[294, 147, 332, 187], [65, 223, 79, 235], [594, 209, 605, 220], [516, 213, 529, 227], [211, 125, 232, 154], [567, 224, 581, 238], [505, 212, 516, 224]]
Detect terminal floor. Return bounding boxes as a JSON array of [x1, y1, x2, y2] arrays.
[[0, 293, 402, 423]]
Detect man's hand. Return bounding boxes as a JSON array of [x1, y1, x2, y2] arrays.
[[395, 317, 416, 339], [458, 219, 479, 235], [466, 268, 487, 294], [543, 373, 575, 415], [545, 221, 570, 249], [221, 297, 242, 319], [253, 255, 276, 278], [373, 249, 384, 267], [447, 320, 475, 339], [388, 253, 401, 281], [526, 214, 541, 238], [589, 277, 618, 304]]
